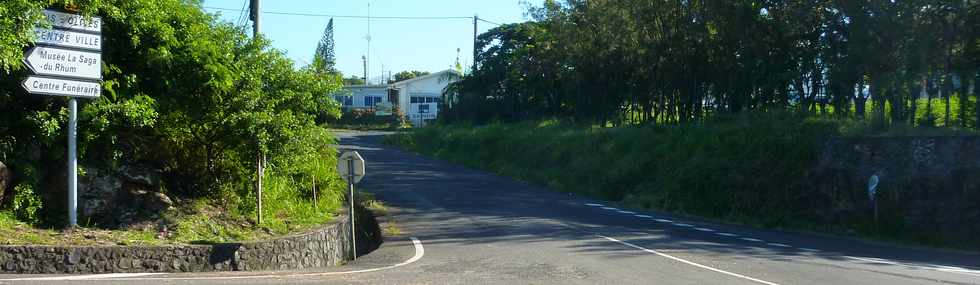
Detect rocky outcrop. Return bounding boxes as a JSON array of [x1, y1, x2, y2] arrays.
[[0, 161, 10, 203], [79, 164, 173, 227]]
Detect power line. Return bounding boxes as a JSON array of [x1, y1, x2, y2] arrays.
[[203, 6, 473, 20], [478, 18, 503, 26]]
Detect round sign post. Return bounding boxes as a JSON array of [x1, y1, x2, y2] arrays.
[[338, 151, 365, 259]]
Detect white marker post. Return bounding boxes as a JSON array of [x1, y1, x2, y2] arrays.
[[22, 9, 102, 227], [337, 151, 365, 260]]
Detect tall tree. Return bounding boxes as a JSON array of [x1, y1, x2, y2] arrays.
[[314, 18, 336, 73]]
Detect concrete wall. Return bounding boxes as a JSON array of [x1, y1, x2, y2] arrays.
[[0, 204, 381, 274]]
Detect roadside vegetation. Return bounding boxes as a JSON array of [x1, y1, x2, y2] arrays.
[[385, 115, 979, 250], [0, 0, 348, 244], [391, 1, 978, 249]]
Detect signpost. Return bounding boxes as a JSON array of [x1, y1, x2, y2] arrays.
[[22, 9, 102, 227], [868, 174, 880, 223], [338, 151, 366, 259]]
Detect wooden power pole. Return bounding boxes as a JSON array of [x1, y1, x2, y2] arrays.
[[250, 0, 263, 225]]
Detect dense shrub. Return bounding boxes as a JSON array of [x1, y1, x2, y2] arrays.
[[0, 0, 345, 227]]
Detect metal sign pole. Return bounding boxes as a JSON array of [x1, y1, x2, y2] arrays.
[[67, 98, 78, 227], [348, 159, 356, 260]]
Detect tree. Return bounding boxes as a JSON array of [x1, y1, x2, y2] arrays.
[[343, 75, 365, 86], [391, 71, 430, 83], [313, 18, 336, 74]]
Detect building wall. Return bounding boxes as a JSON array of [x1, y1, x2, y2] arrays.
[[339, 86, 387, 109], [393, 72, 455, 126]]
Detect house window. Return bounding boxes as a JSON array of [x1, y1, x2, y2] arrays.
[[419, 104, 430, 114], [364, 96, 383, 107], [410, 96, 420, 103], [334, 95, 352, 106]]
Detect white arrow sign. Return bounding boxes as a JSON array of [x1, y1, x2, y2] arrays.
[[34, 27, 101, 51], [22, 76, 101, 98], [43, 10, 102, 33], [24, 47, 101, 80]]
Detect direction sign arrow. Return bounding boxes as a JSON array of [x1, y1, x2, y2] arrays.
[[23, 47, 101, 80], [43, 10, 101, 33], [34, 27, 101, 51], [22, 76, 101, 98]]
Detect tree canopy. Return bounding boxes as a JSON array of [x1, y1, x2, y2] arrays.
[[444, 0, 979, 129]]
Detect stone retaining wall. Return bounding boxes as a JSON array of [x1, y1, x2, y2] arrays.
[[808, 136, 980, 248], [0, 204, 381, 274]]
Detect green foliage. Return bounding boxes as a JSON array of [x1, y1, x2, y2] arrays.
[[11, 184, 42, 225], [343, 75, 365, 86], [446, 1, 980, 130], [0, 0, 346, 229], [391, 70, 430, 83], [313, 18, 337, 74]]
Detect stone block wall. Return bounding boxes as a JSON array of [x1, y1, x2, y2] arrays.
[[807, 136, 980, 248], [0, 204, 381, 274]]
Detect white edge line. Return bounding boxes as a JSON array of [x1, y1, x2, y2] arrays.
[[694, 228, 715, 232], [8, 273, 165, 281], [601, 207, 619, 210], [635, 215, 653, 218], [766, 243, 792, 248], [618, 211, 636, 214], [716, 233, 738, 237], [798, 248, 819, 252], [844, 256, 980, 277], [599, 235, 780, 285], [585, 203, 604, 207], [673, 223, 693, 227], [5, 237, 426, 282], [654, 219, 673, 223], [740, 238, 764, 242]]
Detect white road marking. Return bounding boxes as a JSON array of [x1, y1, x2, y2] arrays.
[[694, 228, 715, 232], [8, 273, 165, 281], [2, 237, 426, 281], [601, 207, 619, 211], [740, 237, 764, 242], [585, 203, 604, 207], [672, 223, 694, 227], [599, 235, 781, 285], [767, 243, 792, 248], [845, 256, 980, 277], [654, 219, 673, 223], [618, 211, 636, 214], [716, 233, 738, 237], [634, 215, 653, 218], [798, 248, 820, 252]]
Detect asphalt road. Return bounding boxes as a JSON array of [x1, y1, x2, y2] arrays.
[[2, 130, 979, 284]]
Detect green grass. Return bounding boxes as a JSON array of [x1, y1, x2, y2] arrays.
[[384, 112, 980, 250]]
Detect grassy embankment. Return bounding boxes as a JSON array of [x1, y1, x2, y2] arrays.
[[384, 112, 978, 250]]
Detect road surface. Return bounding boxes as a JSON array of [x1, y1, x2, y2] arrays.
[[2, 130, 978, 284]]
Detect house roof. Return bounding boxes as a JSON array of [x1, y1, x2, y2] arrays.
[[390, 69, 460, 88]]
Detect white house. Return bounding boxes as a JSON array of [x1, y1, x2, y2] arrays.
[[390, 70, 459, 126], [334, 85, 387, 110], [335, 69, 459, 126]]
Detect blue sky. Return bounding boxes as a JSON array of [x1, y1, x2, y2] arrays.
[[201, 0, 541, 83]]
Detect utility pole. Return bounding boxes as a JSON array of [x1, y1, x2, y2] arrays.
[[473, 15, 478, 74], [250, 0, 263, 225], [362, 55, 368, 83]]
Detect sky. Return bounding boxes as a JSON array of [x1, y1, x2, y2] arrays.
[[201, 0, 542, 84]]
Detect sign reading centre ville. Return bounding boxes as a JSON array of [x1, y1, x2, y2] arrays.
[[34, 27, 102, 51]]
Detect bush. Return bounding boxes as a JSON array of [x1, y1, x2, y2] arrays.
[[11, 184, 42, 225]]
